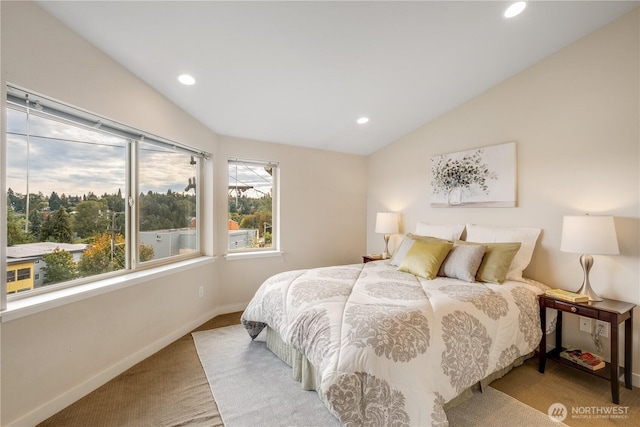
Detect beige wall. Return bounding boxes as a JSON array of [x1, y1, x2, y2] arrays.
[[215, 135, 367, 307], [0, 2, 220, 425], [367, 9, 640, 382], [1, 1, 637, 425], [0, 2, 367, 425]]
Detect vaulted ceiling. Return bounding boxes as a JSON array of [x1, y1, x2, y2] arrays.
[[37, 1, 638, 155]]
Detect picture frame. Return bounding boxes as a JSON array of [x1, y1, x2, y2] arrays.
[[430, 142, 516, 208]]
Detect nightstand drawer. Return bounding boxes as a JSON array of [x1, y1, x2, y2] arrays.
[[550, 299, 598, 318]]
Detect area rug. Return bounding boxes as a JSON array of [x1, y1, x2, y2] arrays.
[[193, 324, 565, 427]]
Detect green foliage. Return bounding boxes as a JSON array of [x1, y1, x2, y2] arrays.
[[7, 190, 51, 214], [139, 244, 155, 262], [7, 188, 192, 244], [48, 191, 61, 211], [73, 200, 110, 238], [77, 233, 125, 276], [6, 206, 30, 246], [28, 209, 43, 237], [228, 194, 273, 247], [7, 188, 24, 213], [42, 248, 78, 285], [77, 232, 155, 276], [102, 190, 125, 214], [139, 191, 195, 231], [40, 207, 73, 243]]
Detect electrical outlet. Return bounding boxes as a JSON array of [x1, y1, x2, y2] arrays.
[[198, 286, 204, 298], [579, 316, 592, 333], [596, 321, 609, 338]]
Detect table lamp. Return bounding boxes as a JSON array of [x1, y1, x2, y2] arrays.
[[560, 215, 619, 302], [375, 212, 399, 259]]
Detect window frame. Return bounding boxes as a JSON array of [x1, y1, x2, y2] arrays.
[[16, 267, 31, 281], [227, 158, 280, 255], [4, 85, 210, 301]]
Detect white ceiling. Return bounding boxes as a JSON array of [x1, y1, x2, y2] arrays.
[[37, 1, 638, 155]]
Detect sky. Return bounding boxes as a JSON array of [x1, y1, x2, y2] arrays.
[[6, 106, 273, 203], [228, 163, 274, 199]]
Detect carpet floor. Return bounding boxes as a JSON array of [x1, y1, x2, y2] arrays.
[[193, 324, 564, 427], [39, 312, 640, 427]]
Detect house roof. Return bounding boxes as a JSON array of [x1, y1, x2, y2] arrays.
[[7, 242, 87, 260]]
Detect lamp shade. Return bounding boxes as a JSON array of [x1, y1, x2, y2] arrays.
[[560, 215, 619, 255], [375, 212, 399, 234]]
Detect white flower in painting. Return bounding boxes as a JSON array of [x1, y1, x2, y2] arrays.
[[431, 149, 497, 195]]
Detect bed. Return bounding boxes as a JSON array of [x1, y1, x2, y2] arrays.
[[241, 223, 549, 427]]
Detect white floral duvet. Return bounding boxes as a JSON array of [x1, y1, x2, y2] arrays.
[[241, 260, 546, 427]]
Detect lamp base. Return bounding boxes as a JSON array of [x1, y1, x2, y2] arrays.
[[382, 234, 391, 259], [576, 282, 603, 302], [577, 254, 603, 302]]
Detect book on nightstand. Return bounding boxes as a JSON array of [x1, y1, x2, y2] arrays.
[[545, 288, 589, 303], [560, 349, 606, 371]]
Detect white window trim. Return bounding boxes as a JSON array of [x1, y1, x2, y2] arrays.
[[1, 256, 215, 322], [224, 250, 284, 261], [3, 84, 211, 304], [227, 158, 280, 254]]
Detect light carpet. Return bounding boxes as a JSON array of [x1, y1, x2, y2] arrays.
[[193, 324, 565, 427]]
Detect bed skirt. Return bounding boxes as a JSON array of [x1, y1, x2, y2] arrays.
[[265, 326, 533, 413]]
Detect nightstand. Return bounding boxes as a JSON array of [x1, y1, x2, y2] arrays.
[[538, 295, 635, 404], [363, 255, 383, 263]]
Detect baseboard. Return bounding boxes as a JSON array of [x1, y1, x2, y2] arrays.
[[214, 301, 250, 317], [9, 307, 226, 427], [631, 372, 640, 388]]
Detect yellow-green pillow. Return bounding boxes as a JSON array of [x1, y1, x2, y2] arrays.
[[398, 239, 453, 279], [458, 241, 521, 284]]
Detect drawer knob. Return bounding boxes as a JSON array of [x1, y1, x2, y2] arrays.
[[571, 307, 577, 313]]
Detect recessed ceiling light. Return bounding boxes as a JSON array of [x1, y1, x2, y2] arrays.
[[357, 117, 370, 125], [178, 74, 196, 85], [504, 1, 527, 19]]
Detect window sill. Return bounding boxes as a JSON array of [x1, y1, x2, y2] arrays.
[[224, 250, 284, 261], [1, 256, 215, 323]]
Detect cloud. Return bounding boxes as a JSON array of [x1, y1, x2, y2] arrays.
[[6, 108, 197, 198], [228, 164, 273, 198]]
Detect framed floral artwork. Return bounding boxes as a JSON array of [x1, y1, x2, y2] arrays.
[[430, 142, 516, 207]]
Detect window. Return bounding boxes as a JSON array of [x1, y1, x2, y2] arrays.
[[17, 268, 31, 281], [5, 85, 208, 298], [228, 159, 278, 253], [6, 271, 16, 283]]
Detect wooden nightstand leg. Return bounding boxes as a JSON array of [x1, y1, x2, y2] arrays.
[[555, 311, 563, 353], [539, 303, 546, 373], [610, 319, 620, 405], [624, 310, 633, 389]]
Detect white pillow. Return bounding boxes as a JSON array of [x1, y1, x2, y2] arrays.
[[414, 222, 465, 242], [389, 236, 415, 267], [464, 224, 541, 282]]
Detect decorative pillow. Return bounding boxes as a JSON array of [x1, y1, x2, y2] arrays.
[[465, 224, 541, 282], [457, 241, 521, 284], [398, 239, 453, 279], [390, 234, 450, 267], [437, 243, 487, 282], [414, 222, 465, 242], [389, 236, 415, 267]]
